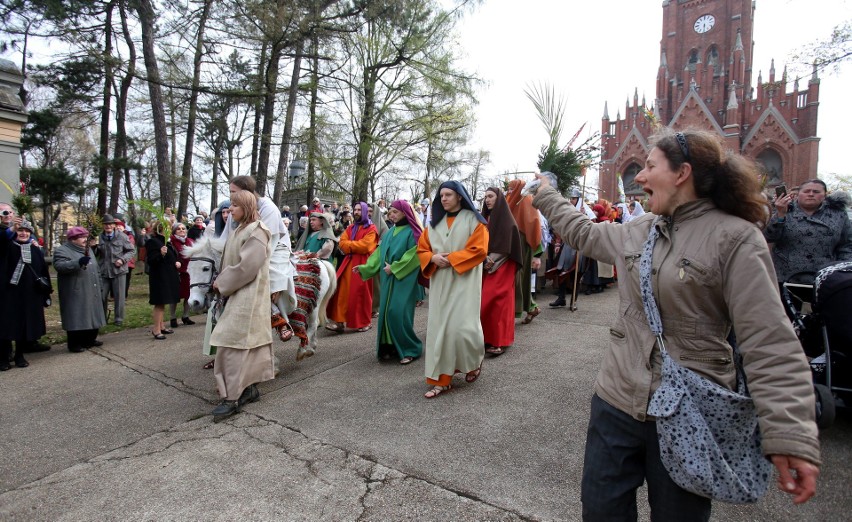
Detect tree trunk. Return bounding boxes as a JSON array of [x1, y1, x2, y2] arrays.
[[255, 40, 284, 196], [178, 0, 212, 219], [305, 35, 318, 206], [353, 68, 377, 203], [99, 1, 115, 215], [135, 0, 173, 208], [210, 135, 222, 212], [114, 0, 136, 218], [272, 40, 303, 206], [250, 42, 267, 178]]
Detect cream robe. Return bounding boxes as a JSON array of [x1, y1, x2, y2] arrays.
[[424, 210, 485, 380]]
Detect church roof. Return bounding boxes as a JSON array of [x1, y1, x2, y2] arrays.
[[668, 88, 728, 136], [742, 101, 800, 150]]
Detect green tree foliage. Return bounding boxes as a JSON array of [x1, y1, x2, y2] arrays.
[[526, 83, 599, 196]]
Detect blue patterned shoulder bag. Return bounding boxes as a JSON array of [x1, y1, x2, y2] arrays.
[[641, 218, 771, 504]]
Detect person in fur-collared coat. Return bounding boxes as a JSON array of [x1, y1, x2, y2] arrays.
[[209, 191, 274, 422], [764, 180, 852, 284]]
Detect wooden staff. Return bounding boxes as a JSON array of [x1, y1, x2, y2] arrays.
[[569, 165, 588, 312]]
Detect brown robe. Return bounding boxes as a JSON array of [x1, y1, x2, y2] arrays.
[[210, 221, 274, 400]]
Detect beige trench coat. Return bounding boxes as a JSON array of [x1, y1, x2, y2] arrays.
[[210, 221, 273, 350]]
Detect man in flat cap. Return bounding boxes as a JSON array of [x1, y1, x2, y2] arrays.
[[92, 214, 135, 326]]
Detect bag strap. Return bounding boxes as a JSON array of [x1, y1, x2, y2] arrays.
[[638, 217, 747, 390], [638, 217, 668, 352]]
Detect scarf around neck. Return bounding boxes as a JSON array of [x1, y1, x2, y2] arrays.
[[11, 241, 33, 285]]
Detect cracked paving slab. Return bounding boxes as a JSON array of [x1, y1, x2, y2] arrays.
[[0, 413, 527, 521]]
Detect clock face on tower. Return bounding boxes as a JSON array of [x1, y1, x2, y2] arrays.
[[694, 14, 716, 33]]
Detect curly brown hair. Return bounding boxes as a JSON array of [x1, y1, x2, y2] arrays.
[[650, 128, 769, 226]]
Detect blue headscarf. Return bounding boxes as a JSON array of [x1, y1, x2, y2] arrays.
[[213, 199, 231, 237], [430, 181, 487, 228]]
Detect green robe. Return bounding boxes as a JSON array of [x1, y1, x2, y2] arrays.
[[358, 224, 423, 360]]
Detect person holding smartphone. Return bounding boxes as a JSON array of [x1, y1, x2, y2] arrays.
[[764, 179, 852, 285]]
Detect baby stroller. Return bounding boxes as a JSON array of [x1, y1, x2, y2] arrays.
[[782, 261, 852, 429]]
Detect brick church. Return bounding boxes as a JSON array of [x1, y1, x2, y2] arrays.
[[598, 0, 820, 200]]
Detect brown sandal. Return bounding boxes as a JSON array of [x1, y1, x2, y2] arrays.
[[325, 323, 344, 333], [465, 365, 482, 383], [203, 360, 215, 370], [522, 307, 541, 324], [424, 385, 451, 398], [485, 346, 505, 356]]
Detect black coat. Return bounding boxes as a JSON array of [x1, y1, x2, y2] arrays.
[[145, 235, 180, 305], [0, 232, 50, 341]]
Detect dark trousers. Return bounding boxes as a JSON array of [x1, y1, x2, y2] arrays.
[[125, 267, 133, 298], [1, 339, 33, 364], [67, 329, 99, 350], [581, 394, 711, 522]]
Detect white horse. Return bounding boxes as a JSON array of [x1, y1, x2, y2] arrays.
[[184, 234, 336, 360]]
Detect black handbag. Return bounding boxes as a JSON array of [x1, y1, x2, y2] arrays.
[[29, 265, 52, 295]]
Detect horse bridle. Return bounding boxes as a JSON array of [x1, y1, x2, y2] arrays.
[[189, 256, 219, 294]]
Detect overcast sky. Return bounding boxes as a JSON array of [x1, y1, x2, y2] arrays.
[[452, 0, 851, 187]]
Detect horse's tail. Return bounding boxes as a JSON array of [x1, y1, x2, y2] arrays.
[[318, 260, 337, 327]]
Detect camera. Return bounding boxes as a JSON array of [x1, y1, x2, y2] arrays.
[[0, 210, 11, 216], [775, 185, 787, 198]]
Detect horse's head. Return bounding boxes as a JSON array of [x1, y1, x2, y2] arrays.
[[183, 234, 224, 312]]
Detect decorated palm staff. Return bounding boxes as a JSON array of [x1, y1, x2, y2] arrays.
[[525, 83, 599, 311]]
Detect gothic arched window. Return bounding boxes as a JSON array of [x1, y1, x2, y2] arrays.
[[706, 45, 719, 69], [622, 162, 644, 196], [756, 148, 783, 185], [687, 49, 700, 71]]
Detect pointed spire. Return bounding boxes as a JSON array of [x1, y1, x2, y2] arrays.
[[782, 65, 788, 82], [811, 61, 820, 82], [642, 92, 646, 107], [603, 101, 610, 120], [727, 82, 739, 110], [794, 78, 800, 91], [617, 109, 621, 121], [734, 29, 744, 52], [757, 70, 762, 85], [769, 58, 776, 81]]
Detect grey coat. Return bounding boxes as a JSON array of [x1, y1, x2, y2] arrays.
[[54, 242, 107, 332], [764, 192, 852, 283], [93, 232, 134, 278]]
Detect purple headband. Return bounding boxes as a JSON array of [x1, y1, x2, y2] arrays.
[[390, 199, 422, 243]]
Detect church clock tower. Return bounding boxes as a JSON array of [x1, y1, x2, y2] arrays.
[[599, 0, 820, 202], [656, 0, 755, 127]]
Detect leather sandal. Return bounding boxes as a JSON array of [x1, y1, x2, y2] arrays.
[[424, 385, 451, 398], [522, 307, 541, 324], [485, 346, 505, 356], [465, 365, 482, 383]]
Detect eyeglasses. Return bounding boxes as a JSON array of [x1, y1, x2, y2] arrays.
[[674, 132, 691, 164]]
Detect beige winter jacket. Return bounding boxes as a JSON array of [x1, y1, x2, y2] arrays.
[[533, 186, 820, 465]]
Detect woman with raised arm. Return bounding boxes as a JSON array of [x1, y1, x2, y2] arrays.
[[531, 128, 820, 519]]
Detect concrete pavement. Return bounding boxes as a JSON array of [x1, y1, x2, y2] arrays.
[[1, 287, 850, 521]]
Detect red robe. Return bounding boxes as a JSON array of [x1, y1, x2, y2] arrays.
[[327, 223, 378, 328], [481, 259, 517, 347]]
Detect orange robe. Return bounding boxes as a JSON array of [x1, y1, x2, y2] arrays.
[[417, 215, 489, 386], [328, 224, 378, 329]]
